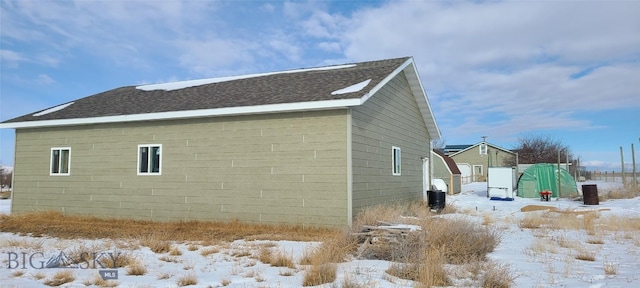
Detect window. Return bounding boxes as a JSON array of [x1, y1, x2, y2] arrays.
[[479, 143, 487, 155], [392, 146, 401, 176], [138, 144, 162, 175], [50, 147, 71, 175]]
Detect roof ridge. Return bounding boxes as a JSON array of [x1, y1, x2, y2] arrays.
[[137, 57, 412, 92]]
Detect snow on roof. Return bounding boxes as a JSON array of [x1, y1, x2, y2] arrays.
[[331, 79, 372, 95], [32, 102, 74, 117], [136, 64, 357, 92]]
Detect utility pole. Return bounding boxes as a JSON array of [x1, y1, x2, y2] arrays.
[[632, 143, 637, 186], [557, 150, 561, 197], [620, 146, 626, 186]]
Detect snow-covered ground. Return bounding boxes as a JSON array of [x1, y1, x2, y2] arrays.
[[1, 181, 639, 287]]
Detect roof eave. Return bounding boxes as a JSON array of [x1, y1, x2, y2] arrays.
[[0, 98, 361, 129]]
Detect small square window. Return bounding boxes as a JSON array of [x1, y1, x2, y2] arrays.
[[479, 143, 487, 155], [50, 147, 71, 176], [138, 144, 162, 175], [392, 146, 401, 176]]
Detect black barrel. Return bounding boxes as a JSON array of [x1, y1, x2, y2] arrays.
[[427, 190, 446, 211], [582, 184, 599, 205]]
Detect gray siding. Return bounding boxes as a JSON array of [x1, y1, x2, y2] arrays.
[[350, 72, 430, 214], [12, 110, 349, 226]]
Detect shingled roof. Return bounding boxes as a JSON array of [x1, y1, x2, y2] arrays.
[[0, 57, 440, 138]]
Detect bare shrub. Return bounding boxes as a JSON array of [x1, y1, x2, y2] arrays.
[[279, 269, 296, 276], [270, 250, 296, 268], [157, 272, 171, 280], [587, 237, 605, 245], [519, 213, 546, 229], [259, 246, 273, 264], [159, 255, 179, 263], [33, 272, 46, 280], [386, 248, 450, 287], [575, 249, 596, 261], [126, 259, 147, 276], [11, 270, 25, 277], [98, 251, 132, 268], [2, 238, 44, 250], [169, 246, 183, 256], [302, 263, 337, 286], [481, 261, 515, 288], [600, 185, 640, 200], [87, 274, 119, 287], [200, 246, 219, 257], [424, 218, 500, 264], [140, 235, 171, 254], [44, 270, 75, 286], [176, 272, 198, 286], [604, 261, 618, 275]]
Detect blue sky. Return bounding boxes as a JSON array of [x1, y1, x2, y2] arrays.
[[1, 0, 639, 172]]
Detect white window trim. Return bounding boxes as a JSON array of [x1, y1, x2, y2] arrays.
[[50, 147, 71, 176], [392, 146, 401, 176], [137, 144, 162, 176], [479, 143, 487, 155]]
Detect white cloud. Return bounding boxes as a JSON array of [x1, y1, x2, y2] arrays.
[[332, 0, 640, 141], [318, 41, 341, 53], [36, 74, 54, 85]]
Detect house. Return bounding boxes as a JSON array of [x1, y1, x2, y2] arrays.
[[444, 141, 516, 182], [0, 57, 441, 227], [431, 149, 461, 194]]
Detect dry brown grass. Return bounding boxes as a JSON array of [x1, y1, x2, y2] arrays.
[[481, 261, 516, 288], [350, 201, 500, 287], [85, 274, 119, 287], [268, 250, 296, 268], [604, 261, 618, 275], [44, 270, 75, 286], [176, 272, 198, 286], [600, 185, 640, 200], [11, 270, 25, 277], [302, 263, 337, 286], [0, 211, 337, 242], [1, 237, 44, 250], [574, 249, 596, 261], [169, 246, 183, 256], [199, 246, 219, 257], [33, 272, 46, 280], [126, 259, 147, 276]]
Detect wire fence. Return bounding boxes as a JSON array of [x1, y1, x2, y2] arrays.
[[589, 171, 640, 185]]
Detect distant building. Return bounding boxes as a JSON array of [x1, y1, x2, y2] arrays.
[[444, 142, 517, 182]]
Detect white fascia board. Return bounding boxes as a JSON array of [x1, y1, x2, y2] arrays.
[[359, 58, 413, 105], [357, 57, 442, 140], [0, 98, 361, 129]]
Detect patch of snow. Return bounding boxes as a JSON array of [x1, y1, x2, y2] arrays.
[[32, 102, 74, 116], [0, 199, 9, 215], [331, 79, 371, 95], [137, 64, 357, 92]]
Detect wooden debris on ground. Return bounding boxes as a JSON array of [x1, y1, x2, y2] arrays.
[[352, 221, 421, 260]]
